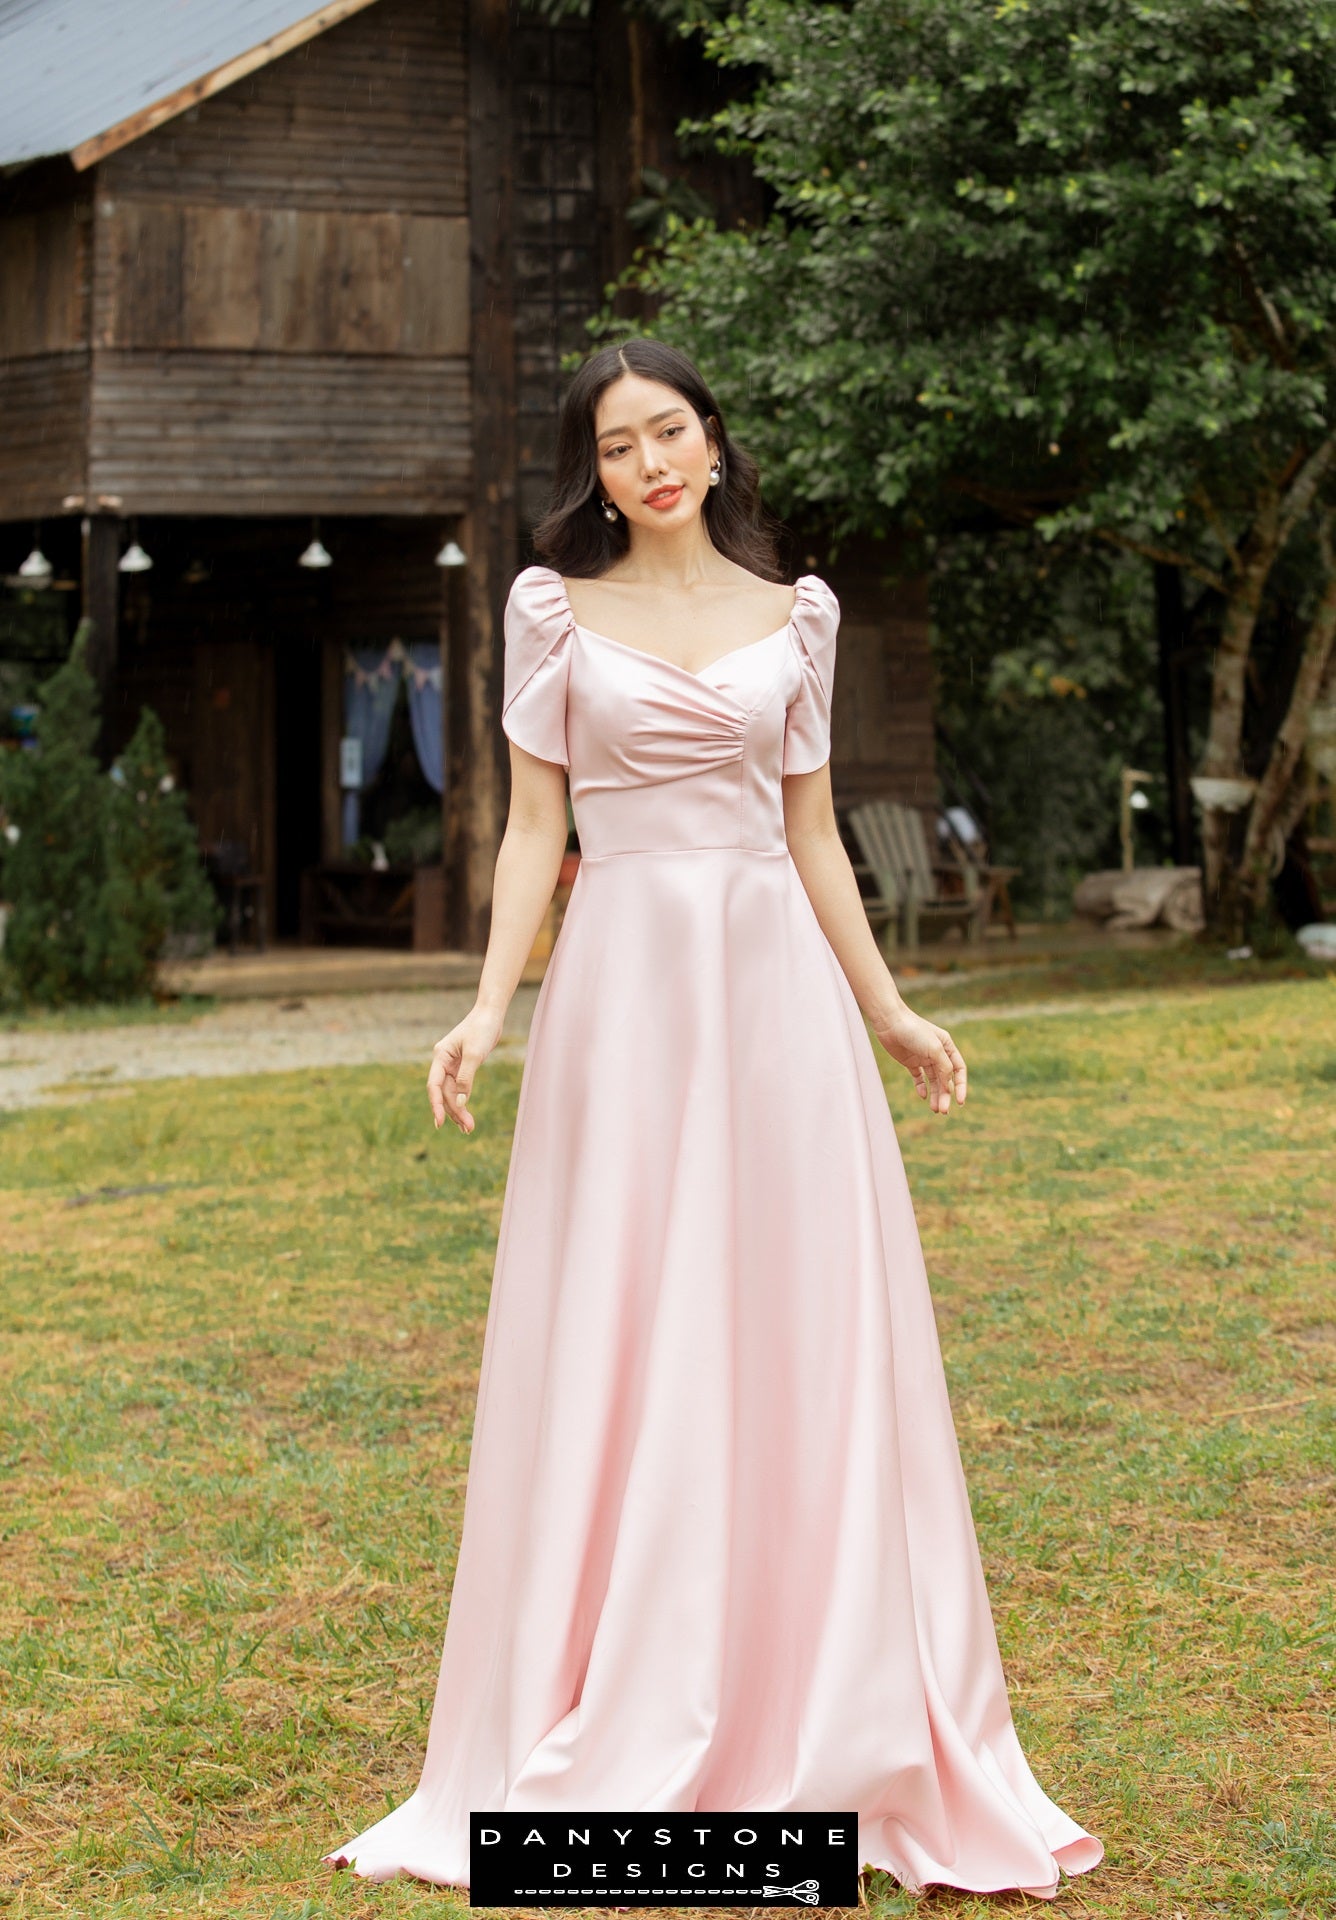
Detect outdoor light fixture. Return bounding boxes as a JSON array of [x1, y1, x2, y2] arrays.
[[18, 542, 53, 585], [299, 516, 332, 569], [1119, 765, 1155, 873], [118, 516, 153, 573], [182, 557, 210, 586], [434, 537, 467, 568]]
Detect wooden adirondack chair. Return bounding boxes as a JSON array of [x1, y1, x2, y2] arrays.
[[841, 809, 905, 958], [847, 800, 989, 950], [934, 806, 1021, 938]]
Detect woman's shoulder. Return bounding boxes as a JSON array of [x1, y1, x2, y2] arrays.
[[791, 571, 839, 616], [790, 572, 840, 650], [503, 567, 577, 719], [507, 562, 566, 605], [726, 562, 837, 625], [713, 561, 824, 628], [504, 565, 574, 638]]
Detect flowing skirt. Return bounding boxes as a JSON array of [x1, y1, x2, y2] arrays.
[[324, 847, 1103, 1897]]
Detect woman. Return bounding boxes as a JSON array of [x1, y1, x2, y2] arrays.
[[323, 339, 1104, 1900]]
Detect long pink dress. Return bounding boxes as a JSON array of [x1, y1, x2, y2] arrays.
[[323, 565, 1104, 1899]]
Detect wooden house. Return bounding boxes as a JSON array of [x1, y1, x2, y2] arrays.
[[0, 0, 937, 953]]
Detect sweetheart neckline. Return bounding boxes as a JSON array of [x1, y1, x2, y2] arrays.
[[572, 619, 792, 681], [555, 572, 803, 683]]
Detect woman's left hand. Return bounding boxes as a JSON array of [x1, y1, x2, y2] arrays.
[[870, 1003, 967, 1114]]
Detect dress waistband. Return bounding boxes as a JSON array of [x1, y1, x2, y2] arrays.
[[575, 845, 791, 862]]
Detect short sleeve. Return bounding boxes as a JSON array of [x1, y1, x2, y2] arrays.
[[502, 566, 575, 769], [782, 574, 839, 776]]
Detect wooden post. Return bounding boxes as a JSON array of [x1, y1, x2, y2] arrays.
[[320, 632, 343, 862], [448, 0, 518, 954], [439, 545, 458, 938], [1155, 562, 1196, 868], [80, 511, 119, 763]]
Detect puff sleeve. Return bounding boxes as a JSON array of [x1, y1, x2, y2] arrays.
[[502, 565, 575, 769], [782, 574, 840, 776]]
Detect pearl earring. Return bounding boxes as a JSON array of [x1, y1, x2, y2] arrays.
[[601, 499, 618, 522], [708, 464, 721, 486]]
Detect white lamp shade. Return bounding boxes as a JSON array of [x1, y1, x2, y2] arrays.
[[118, 541, 153, 573]]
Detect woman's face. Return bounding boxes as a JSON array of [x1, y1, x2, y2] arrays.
[[592, 373, 719, 532]]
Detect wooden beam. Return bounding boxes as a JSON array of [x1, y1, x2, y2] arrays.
[[320, 632, 343, 862], [80, 510, 119, 763], [445, 0, 516, 954], [68, 0, 386, 173]]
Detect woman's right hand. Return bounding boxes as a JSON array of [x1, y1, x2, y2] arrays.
[[428, 1003, 506, 1135]]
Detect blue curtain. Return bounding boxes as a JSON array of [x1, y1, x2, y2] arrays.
[[342, 647, 403, 848], [403, 641, 445, 795]]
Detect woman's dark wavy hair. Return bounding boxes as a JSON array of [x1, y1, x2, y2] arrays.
[[530, 339, 787, 583]]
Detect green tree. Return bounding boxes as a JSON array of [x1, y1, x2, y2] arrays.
[[96, 706, 219, 997], [0, 621, 112, 1004], [0, 623, 218, 1006], [933, 535, 1168, 916], [595, 0, 1336, 940]]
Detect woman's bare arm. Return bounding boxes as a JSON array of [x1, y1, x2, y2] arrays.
[[782, 765, 967, 1114], [427, 744, 569, 1134]]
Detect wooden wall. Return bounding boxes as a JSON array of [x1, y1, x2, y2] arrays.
[[512, 10, 600, 532], [86, 0, 471, 517], [0, 197, 88, 354], [0, 170, 92, 517], [0, 351, 88, 519], [821, 539, 937, 812]]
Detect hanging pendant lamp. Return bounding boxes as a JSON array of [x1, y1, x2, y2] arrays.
[[299, 516, 332, 569], [118, 516, 153, 573], [18, 519, 53, 584]]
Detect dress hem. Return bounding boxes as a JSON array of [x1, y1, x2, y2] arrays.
[[321, 1836, 1105, 1902]]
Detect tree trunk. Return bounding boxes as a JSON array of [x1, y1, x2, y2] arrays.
[[1237, 552, 1336, 922], [1197, 536, 1277, 931]]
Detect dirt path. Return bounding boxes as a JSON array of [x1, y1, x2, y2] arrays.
[[0, 983, 1164, 1112], [0, 986, 538, 1111]]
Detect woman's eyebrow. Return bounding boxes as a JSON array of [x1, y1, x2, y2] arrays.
[[596, 407, 686, 442]]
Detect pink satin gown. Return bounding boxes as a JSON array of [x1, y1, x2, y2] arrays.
[[323, 565, 1104, 1899]]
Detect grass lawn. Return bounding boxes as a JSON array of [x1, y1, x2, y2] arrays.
[[1, 969, 1333, 1918]]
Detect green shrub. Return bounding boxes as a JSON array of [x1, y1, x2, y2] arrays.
[[0, 621, 218, 1006], [96, 705, 220, 996], [0, 623, 113, 1004]]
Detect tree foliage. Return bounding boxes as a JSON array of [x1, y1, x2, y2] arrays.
[[0, 624, 112, 1003], [933, 537, 1167, 916], [595, 0, 1336, 936], [99, 706, 220, 997], [0, 624, 218, 1006]]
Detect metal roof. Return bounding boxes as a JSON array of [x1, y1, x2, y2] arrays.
[[0, 0, 370, 169]]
